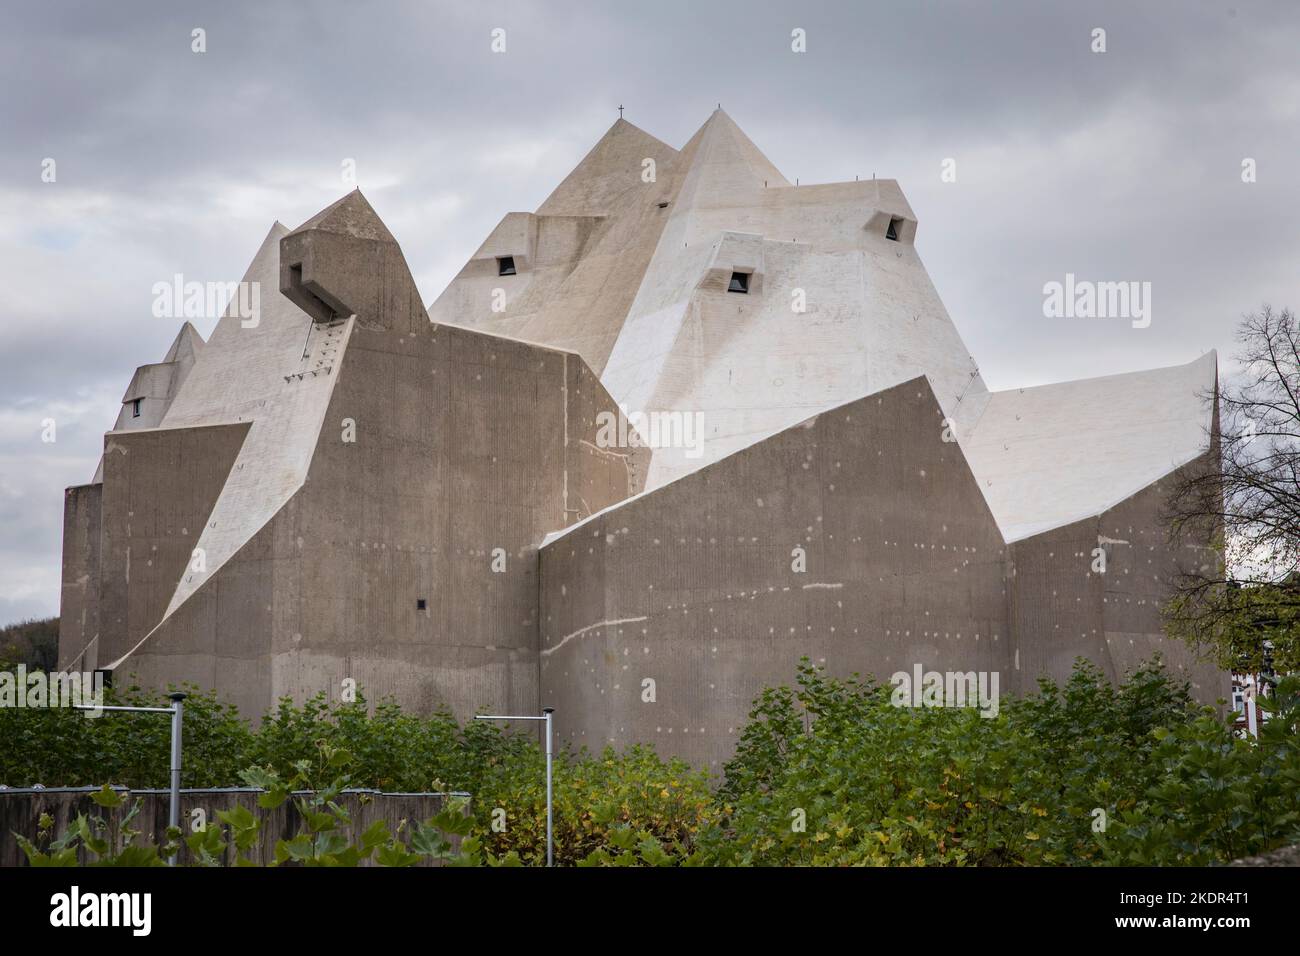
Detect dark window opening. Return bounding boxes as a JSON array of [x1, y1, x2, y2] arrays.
[[727, 271, 750, 294], [886, 217, 903, 241], [416, 598, 427, 611], [497, 256, 516, 276], [132, 398, 142, 418]]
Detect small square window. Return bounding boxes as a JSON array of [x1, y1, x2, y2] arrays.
[[886, 217, 903, 241], [416, 598, 427, 611], [497, 256, 516, 276], [727, 272, 749, 293], [132, 398, 142, 418]]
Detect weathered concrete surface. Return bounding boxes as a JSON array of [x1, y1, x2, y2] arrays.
[[105, 192, 648, 722], [0, 787, 464, 867], [433, 110, 988, 492], [57, 484, 101, 670], [1005, 471, 1225, 702], [432, 109, 1216, 536], [539, 374, 1225, 770], [153, 224, 347, 626], [430, 118, 682, 376], [963, 353, 1217, 542], [94, 422, 250, 670], [1095, 458, 1227, 700], [539, 377, 1011, 771], [60, 112, 1226, 770], [90, 323, 204, 484]]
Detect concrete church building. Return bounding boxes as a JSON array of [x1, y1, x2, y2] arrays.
[[59, 111, 1226, 768]]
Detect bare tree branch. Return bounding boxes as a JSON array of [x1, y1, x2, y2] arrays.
[[1164, 306, 1300, 677]]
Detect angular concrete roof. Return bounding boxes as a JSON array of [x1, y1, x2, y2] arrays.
[[542, 352, 1217, 549], [537, 117, 678, 217], [963, 351, 1217, 541], [87, 111, 1218, 663], [73, 112, 1227, 740], [438, 111, 1215, 548], [430, 117, 683, 375], [91, 321, 207, 483], [139, 219, 353, 641], [432, 109, 988, 490], [289, 188, 397, 243], [162, 321, 205, 366]]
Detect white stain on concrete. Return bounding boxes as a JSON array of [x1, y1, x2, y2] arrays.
[[542, 616, 650, 657]]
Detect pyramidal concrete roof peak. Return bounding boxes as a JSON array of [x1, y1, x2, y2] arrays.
[[537, 116, 680, 216], [680, 108, 791, 188], [606, 115, 674, 150], [256, 219, 292, 254], [162, 321, 205, 364], [289, 189, 396, 243]]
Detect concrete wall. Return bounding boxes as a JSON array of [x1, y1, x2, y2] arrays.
[[258, 323, 647, 720], [57, 484, 101, 670], [114, 196, 649, 724], [120, 516, 278, 717], [586, 114, 989, 491], [95, 422, 250, 668], [1097, 462, 1228, 699], [1006, 515, 1111, 691], [1005, 456, 1227, 701], [539, 377, 1011, 771], [539, 374, 1227, 771]]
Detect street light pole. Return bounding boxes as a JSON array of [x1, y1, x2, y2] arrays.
[[543, 707, 554, 868], [474, 708, 555, 867], [72, 692, 187, 865], [167, 692, 186, 862]]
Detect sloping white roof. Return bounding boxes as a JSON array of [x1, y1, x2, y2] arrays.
[[596, 111, 988, 489], [438, 110, 1215, 546], [123, 223, 351, 652], [962, 351, 1217, 541]]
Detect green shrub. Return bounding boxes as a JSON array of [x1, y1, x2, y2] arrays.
[[4, 659, 1298, 867], [695, 657, 1278, 866], [471, 743, 716, 866], [0, 681, 253, 790], [1100, 676, 1300, 864], [248, 694, 464, 792]]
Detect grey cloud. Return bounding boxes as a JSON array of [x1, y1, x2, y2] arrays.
[[2, 0, 1298, 621]]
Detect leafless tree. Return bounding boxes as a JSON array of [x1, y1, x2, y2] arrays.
[[1165, 306, 1300, 677]]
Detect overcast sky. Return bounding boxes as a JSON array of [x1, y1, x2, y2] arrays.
[[2, 0, 1298, 624]]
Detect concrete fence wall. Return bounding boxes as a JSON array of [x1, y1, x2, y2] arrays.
[[0, 787, 468, 867]]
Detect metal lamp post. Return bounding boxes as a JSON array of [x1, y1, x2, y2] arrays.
[[73, 691, 187, 865], [474, 707, 554, 866]]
